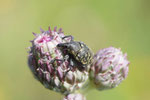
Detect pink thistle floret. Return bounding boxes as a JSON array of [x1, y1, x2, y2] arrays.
[[28, 27, 89, 95]]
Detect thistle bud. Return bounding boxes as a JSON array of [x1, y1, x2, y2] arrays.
[[28, 27, 89, 95], [63, 93, 86, 100], [90, 47, 129, 90]]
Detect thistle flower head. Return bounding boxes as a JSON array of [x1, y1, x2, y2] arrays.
[[28, 27, 89, 95], [90, 47, 129, 90], [63, 93, 86, 100]]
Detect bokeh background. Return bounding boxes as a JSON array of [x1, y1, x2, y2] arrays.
[[0, 0, 150, 100]]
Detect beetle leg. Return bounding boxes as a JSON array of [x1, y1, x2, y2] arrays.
[[64, 58, 75, 77], [50, 55, 70, 64], [50, 58, 64, 64], [62, 35, 74, 41]]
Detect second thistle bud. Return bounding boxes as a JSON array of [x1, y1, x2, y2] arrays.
[[63, 93, 86, 100], [90, 47, 129, 90]]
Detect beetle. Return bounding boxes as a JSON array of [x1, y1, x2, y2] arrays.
[[56, 35, 93, 71]]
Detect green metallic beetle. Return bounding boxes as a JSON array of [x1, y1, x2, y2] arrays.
[[56, 35, 93, 71]]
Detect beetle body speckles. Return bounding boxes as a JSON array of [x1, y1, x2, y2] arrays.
[[57, 40, 93, 70]]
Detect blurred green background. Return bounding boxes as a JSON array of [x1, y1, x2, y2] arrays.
[[0, 0, 150, 100]]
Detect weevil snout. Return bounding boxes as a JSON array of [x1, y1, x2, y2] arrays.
[[57, 43, 70, 49]]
